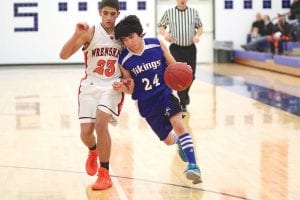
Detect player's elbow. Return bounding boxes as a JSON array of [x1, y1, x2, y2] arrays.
[[59, 52, 69, 60]]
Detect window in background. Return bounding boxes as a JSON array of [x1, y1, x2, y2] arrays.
[[58, 2, 67, 11], [137, 1, 146, 10], [119, 1, 127, 10], [244, 0, 252, 9], [282, 0, 291, 8], [225, 0, 233, 9], [78, 2, 87, 11], [263, 0, 272, 9]]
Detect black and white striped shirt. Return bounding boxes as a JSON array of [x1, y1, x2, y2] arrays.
[[158, 6, 202, 47]]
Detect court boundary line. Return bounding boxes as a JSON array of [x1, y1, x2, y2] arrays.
[[0, 164, 252, 200]]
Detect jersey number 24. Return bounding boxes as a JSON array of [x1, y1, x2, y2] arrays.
[[142, 74, 160, 91]]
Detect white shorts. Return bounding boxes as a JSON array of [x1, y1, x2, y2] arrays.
[[78, 77, 124, 124]]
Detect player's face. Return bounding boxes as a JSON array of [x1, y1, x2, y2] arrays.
[[121, 33, 143, 53], [99, 6, 120, 29]]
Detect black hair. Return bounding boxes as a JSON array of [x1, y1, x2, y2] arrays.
[[114, 15, 144, 40], [99, 0, 119, 11]]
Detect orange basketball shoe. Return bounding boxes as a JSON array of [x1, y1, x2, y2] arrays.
[[86, 150, 98, 176], [92, 167, 112, 190]]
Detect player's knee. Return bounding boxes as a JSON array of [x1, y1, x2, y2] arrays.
[[172, 123, 186, 135], [80, 129, 94, 141], [94, 121, 109, 134]]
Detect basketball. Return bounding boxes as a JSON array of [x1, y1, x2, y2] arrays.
[[164, 62, 193, 91]]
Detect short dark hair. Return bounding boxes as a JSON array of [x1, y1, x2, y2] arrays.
[[99, 0, 119, 10], [114, 15, 144, 40]]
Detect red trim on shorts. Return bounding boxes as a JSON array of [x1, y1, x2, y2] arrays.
[[117, 92, 125, 116], [78, 51, 90, 118]]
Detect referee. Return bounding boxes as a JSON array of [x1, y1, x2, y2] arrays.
[[158, 0, 203, 112]]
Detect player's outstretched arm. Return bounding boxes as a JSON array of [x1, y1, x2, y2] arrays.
[[59, 22, 92, 60]]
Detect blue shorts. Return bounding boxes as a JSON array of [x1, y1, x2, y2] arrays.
[[137, 89, 182, 141]]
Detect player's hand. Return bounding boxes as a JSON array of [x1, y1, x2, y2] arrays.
[[122, 78, 134, 92], [112, 78, 134, 94], [171, 62, 190, 69], [75, 22, 89, 35], [112, 81, 124, 92]]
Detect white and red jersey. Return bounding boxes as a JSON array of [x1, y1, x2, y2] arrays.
[[78, 24, 124, 123], [83, 24, 122, 86]]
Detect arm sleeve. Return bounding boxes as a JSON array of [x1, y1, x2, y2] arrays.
[[194, 9, 202, 29], [157, 10, 169, 28]]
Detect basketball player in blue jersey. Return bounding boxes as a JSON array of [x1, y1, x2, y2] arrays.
[[113, 15, 202, 184]]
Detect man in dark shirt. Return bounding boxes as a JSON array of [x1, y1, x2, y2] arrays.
[[242, 15, 274, 52], [272, 14, 292, 54], [289, 0, 300, 41], [252, 13, 265, 34], [247, 12, 265, 43]]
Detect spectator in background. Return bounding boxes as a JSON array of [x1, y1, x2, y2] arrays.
[[241, 15, 274, 52], [248, 27, 261, 44], [288, 0, 300, 41], [269, 14, 291, 54], [261, 15, 275, 36], [241, 27, 263, 51], [247, 12, 265, 43]]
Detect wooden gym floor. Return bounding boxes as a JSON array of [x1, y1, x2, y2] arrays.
[[0, 63, 299, 200]]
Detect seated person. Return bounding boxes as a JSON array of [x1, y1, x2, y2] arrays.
[[268, 14, 291, 54], [241, 15, 274, 52], [246, 12, 265, 43], [288, 0, 300, 41], [249, 27, 261, 42]]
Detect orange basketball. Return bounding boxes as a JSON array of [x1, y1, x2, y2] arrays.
[[164, 62, 193, 91]]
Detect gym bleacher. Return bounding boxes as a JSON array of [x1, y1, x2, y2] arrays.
[[234, 41, 300, 77]]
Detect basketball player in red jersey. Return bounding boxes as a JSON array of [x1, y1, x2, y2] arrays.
[[59, 0, 123, 190]]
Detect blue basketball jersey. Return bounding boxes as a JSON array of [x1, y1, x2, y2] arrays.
[[118, 38, 171, 100]]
